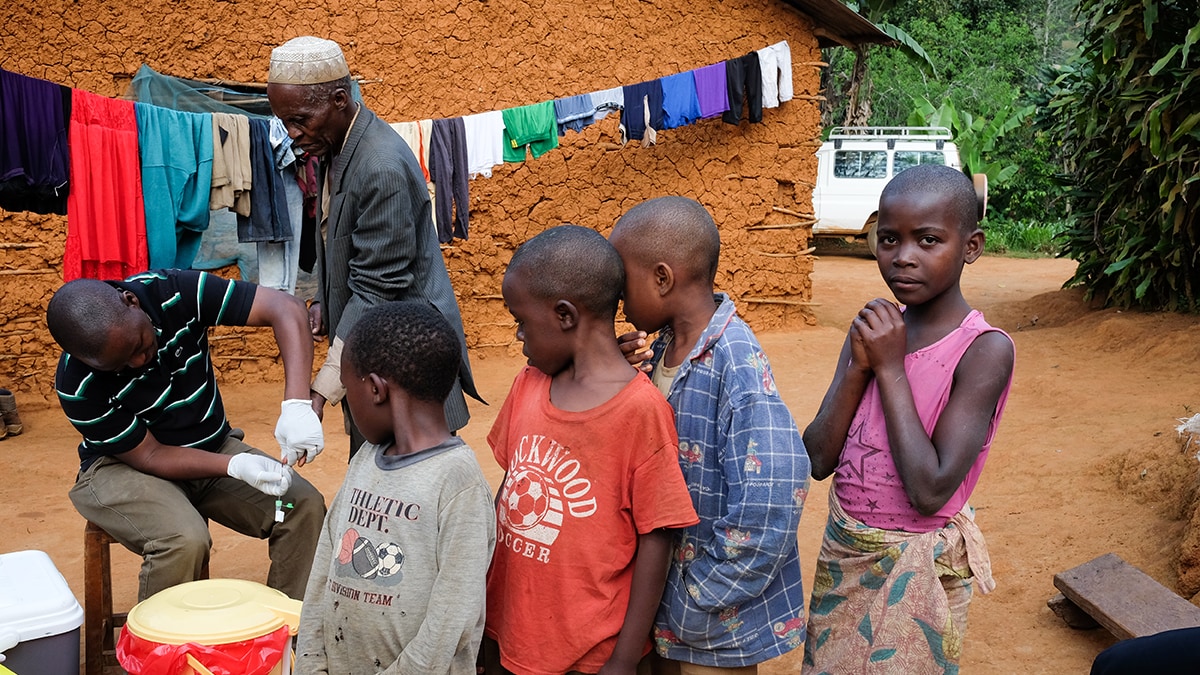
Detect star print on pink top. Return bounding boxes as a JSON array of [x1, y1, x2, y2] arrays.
[[833, 310, 1013, 533]]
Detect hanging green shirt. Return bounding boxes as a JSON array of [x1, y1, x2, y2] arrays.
[[501, 101, 559, 162]]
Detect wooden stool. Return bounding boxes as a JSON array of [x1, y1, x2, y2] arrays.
[[83, 521, 209, 675]]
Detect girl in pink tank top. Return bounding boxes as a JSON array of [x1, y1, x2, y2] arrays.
[[801, 165, 1016, 674]]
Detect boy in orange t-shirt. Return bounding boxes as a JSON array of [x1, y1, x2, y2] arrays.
[[483, 225, 699, 675]]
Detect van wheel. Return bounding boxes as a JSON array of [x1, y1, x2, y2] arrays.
[[973, 173, 989, 221], [866, 215, 879, 258]]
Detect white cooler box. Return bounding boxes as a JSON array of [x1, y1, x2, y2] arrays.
[[0, 550, 84, 675]]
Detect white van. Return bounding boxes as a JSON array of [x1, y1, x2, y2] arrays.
[[810, 126, 978, 253]]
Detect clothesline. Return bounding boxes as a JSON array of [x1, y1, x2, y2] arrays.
[[129, 40, 797, 181], [0, 41, 798, 287]]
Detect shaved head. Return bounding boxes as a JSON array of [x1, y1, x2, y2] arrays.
[[46, 280, 129, 360], [882, 164, 979, 233], [610, 196, 721, 283], [507, 224, 625, 319]]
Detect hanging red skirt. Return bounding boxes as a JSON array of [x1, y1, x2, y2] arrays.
[[64, 89, 148, 281]]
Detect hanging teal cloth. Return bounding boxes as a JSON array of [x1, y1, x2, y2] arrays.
[[135, 103, 213, 269]]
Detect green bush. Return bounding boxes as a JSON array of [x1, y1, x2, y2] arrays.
[[982, 215, 1067, 256], [1042, 1, 1200, 311], [988, 125, 1067, 224]]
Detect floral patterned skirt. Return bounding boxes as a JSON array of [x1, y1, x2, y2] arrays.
[[802, 490, 994, 675]]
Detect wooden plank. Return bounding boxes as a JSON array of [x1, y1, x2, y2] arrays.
[[1053, 553, 1200, 640]]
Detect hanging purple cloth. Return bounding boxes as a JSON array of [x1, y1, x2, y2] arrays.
[[691, 63, 730, 120], [0, 68, 70, 214]]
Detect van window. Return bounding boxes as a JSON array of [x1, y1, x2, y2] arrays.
[[833, 150, 888, 179], [893, 151, 946, 173]]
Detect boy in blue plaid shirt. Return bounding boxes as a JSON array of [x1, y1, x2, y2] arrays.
[[611, 197, 811, 673]]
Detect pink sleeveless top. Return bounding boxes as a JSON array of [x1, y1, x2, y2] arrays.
[[833, 310, 1013, 532]]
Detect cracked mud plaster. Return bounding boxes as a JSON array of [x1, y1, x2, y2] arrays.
[[0, 0, 822, 396]]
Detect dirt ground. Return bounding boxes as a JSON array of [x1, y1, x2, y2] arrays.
[[5, 250, 1200, 674]]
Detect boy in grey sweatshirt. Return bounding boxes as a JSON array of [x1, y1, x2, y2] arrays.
[[296, 301, 496, 674]]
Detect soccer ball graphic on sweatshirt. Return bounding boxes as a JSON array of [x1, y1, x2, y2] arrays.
[[376, 542, 405, 577], [503, 469, 552, 531]]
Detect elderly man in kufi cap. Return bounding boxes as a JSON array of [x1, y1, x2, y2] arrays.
[[267, 37, 481, 458]]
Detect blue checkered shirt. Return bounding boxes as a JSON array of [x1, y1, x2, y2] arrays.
[[651, 294, 811, 666]]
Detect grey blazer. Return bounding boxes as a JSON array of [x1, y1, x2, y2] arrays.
[[315, 105, 481, 430]]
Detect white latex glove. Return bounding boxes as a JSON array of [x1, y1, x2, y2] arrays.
[[275, 399, 325, 467], [227, 453, 293, 496]]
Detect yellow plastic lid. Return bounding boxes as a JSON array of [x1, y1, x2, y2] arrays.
[[125, 579, 302, 645]]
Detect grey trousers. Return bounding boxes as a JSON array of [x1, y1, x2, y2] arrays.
[[68, 431, 326, 601]]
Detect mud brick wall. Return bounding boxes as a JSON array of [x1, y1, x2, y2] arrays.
[[0, 0, 822, 398]]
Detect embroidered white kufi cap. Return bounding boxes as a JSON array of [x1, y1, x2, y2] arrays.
[[268, 36, 350, 85]]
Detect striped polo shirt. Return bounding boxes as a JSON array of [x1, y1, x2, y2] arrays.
[[56, 270, 256, 470]]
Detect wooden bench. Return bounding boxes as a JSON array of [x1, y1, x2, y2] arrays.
[[1049, 552, 1200, 641]]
